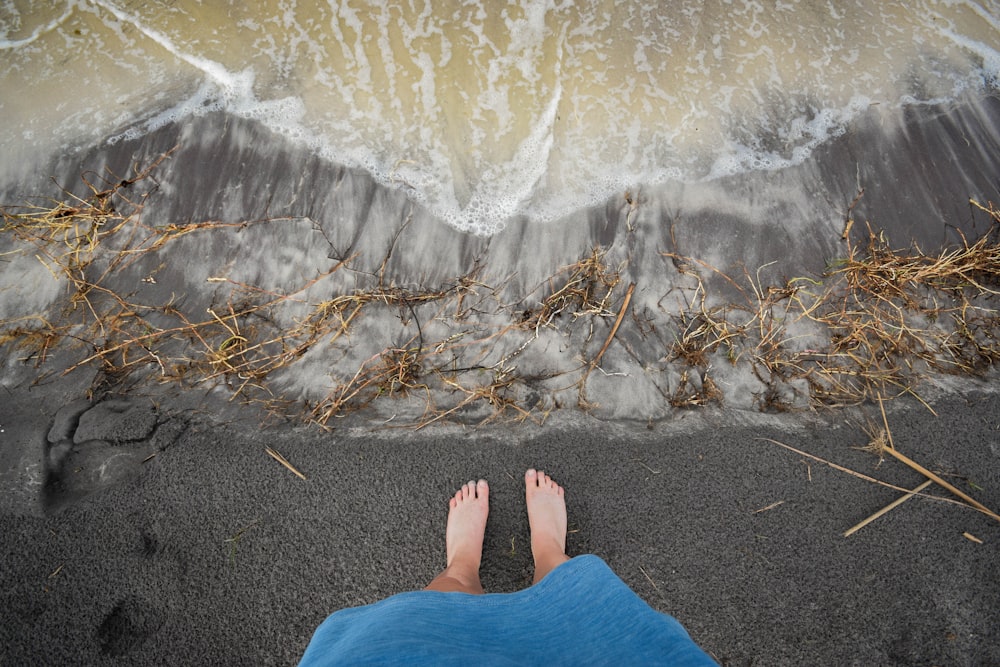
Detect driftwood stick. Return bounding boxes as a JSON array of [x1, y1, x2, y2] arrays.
[[592, 282, 635, 368]]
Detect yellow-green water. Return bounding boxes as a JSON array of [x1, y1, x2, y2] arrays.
[[1, 0, 998, 232]]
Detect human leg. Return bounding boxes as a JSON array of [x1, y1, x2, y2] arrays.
[[525, 469, 571, 584], [424, 479, 489, 594]]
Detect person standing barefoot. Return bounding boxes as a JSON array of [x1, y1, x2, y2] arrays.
[[299, 471, 718, 666]]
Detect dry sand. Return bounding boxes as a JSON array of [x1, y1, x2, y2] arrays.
[[0, 385, 998, 665]]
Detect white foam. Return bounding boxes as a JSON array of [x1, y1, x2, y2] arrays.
[[449, 81, 561, 235], [939, 29, 1000, 86], [0, 0, 74, 49], [706, 96, 870, 180], [90, 0, 255, 104], [8, 1, 998, 238]]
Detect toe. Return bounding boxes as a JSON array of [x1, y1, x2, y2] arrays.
[[476, 479, 489, 499], [525, 469, 537, 486]]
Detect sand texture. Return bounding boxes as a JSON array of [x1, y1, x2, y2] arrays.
[[2, 95, 1000, 665], [1, 387, 999, 665]]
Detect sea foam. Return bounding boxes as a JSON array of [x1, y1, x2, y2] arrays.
[[1, 0, 999, 235]]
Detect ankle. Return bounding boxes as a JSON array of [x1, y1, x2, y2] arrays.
[[425, 570, 484, 594], [445, 554, 482, 583], [447, 553, 481, 574], [531, 534, 565, 559], [532, 552, 571, 583]]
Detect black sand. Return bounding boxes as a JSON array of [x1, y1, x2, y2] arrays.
[[2, 95, 1000, 665], [1, 387, 998, 665]]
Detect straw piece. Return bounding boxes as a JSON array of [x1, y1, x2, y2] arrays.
[[878, 446, 1000, 523], [639, 565, 663, 596], [4, 155, 1000, 429], [265, 447, 307, 480], [877, 396, 1000, 523], [962, 532, 983, 544], [753, 500, 785, 514], [844, 479, 932, 537], [758, 437, 973, 513]]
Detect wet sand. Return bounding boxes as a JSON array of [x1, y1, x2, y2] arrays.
[[2, 95, 1000, 422]]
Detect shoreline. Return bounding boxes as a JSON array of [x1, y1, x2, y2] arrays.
[[1, 91, 999, 665], [2, 97, 1000, 428]]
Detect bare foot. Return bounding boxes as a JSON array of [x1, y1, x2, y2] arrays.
[[446, 480, 489, 569], [525, 469, 571, 584], [425, 479, 489, 594]]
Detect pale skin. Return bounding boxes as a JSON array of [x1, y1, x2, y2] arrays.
[[424, 469, 571, 594]]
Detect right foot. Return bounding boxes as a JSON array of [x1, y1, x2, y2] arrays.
[[525, 469, 570, 583]]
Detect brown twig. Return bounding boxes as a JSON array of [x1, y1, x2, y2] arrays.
[[264, 446, 307, 480], [843, 479, 933, 537], [590, 281, 635, 369]]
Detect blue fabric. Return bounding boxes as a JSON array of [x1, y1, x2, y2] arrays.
[[299, 555, 717, 665]]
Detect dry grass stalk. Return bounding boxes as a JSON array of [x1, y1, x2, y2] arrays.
[[843, 479, 933, 537], [519, 247, 621, 331], [4, 153, 1000, 430], [662, 201, 1000, 410], [264, 446, 307, 480], [669, 369, 721, 408], [752, 500, 785, 514], [853, 399, 1000, 523], [862, 428, 1000, 523], [1, 154, 565, 427], [759, 437, 980, 514]]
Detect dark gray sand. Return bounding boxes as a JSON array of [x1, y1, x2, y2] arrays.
[[1, 386, 998, 666]]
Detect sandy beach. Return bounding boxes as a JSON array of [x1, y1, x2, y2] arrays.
[[2, 98, 1000, 663], [1, 381, 998, 665], [2, 11, 1000, 661]]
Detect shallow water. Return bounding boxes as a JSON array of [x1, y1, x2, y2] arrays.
[[2, 0, 999, 232]]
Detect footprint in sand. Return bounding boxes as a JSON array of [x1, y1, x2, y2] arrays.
[[96, 595, 164, 657], [42, 399, 171, 512]]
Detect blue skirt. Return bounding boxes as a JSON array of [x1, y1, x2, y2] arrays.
[[299, 555, 716, 665]]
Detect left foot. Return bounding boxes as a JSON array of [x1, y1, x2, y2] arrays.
[[424, 480, 489, 593]]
